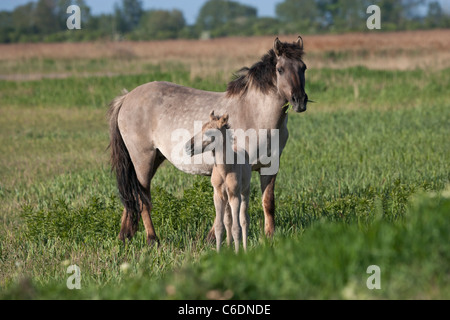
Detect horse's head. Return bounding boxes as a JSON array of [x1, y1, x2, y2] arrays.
[[273, 36, 308, 113], [185, 111, 229, 156]]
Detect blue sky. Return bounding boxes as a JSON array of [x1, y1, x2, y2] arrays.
[[1, 0, 449, 25], [0, 0, 284, 24]]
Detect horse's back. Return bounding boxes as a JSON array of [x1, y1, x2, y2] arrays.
[[127, 81, 225, 111], [119, 80, 225, 134]]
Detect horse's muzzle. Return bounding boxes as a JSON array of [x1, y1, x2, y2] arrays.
[[291, 93, 308, 113]]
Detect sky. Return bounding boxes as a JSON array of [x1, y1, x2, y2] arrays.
[[1, 0, 449, 25], [0, 0, 284, 25]]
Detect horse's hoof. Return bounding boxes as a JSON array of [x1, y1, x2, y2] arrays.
[[206, 229, 216, 244], [264, 229, 275, 238], [118, 231, 130, 243], [147, 235, 160, 247]]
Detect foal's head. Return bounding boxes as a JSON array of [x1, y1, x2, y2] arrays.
[[185, 111, 229, 157]]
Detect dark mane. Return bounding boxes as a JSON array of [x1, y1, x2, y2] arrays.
[[226, 41, 304, 97]]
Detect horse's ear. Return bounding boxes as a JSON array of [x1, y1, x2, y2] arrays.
[[296, 36, 303, 50], [273, 37, 282, 57], [209, 110, 215, 121]]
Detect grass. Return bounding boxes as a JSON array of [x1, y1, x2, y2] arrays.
[[0, 62, 449, 299], [3, 190, 450, 299]]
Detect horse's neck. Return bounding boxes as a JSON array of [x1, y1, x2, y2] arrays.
[[229, 90, 288, 130]]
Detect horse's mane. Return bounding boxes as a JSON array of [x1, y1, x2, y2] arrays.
[[226, 41, 304, 97]]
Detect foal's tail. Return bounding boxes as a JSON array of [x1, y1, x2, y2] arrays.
[[108, 90, 150, 225]]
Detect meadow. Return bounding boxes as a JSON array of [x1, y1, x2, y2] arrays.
[[0, 31, 449, 299]]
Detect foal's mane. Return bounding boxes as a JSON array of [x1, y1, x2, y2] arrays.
[[226, 40, 304, 97]]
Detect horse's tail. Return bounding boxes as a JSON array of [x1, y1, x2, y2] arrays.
[[108, 90, 149, 225]]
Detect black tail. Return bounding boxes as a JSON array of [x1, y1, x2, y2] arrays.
[[108, 91, 150, 225]]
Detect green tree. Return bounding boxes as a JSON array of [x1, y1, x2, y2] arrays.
[[89, 13, 115, 39], [276, 0, 425, 32], [314, 0, 375, 31], [369, 0, 424, 30], [115, 0, 144, 33], [34, 0, 60, 35], [196, 0, 257, 33], [0, 10, 13, 42], [137, 9, 186, 40], [251, 17, 280, 36], [425, 1, 450, 28], [276, 0, 321, 33], [12, 2, 37, 33]]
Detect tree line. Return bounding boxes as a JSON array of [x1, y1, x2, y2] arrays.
[[0, 0, 448, 43]]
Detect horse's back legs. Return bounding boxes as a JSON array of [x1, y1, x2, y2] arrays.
[[118, 148, 164, 245]]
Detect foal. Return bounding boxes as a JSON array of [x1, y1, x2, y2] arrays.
[[185, 111, 251, 252]]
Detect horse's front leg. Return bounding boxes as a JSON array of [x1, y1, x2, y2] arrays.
[[260, 173, 277, 237]]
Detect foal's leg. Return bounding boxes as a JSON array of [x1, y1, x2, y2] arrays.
[[223, 203, 232, 247], [228, 191, 242, 253], [260, 173, 277, 237], [213, 190, 226, 252], [239, 188, 250, 252], [207, 203, 231, 245]]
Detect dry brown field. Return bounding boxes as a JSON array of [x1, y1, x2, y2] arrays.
[[0, 29, 449, 81]]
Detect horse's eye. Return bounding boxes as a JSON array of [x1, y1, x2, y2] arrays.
[[277, 68, 284, 74]]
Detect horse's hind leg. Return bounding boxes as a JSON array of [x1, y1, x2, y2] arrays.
[[140, 192, 158, 245], [119, 209, 139, 241], [118, 147, 163, 246], [119, 193, 157, 245], [140, 150, 165, 246]]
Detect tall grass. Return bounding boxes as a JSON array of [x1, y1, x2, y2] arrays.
[[4, 189, 449, 299]]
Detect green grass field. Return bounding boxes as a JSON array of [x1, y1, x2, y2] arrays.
[[0, 61, 449, 299]]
